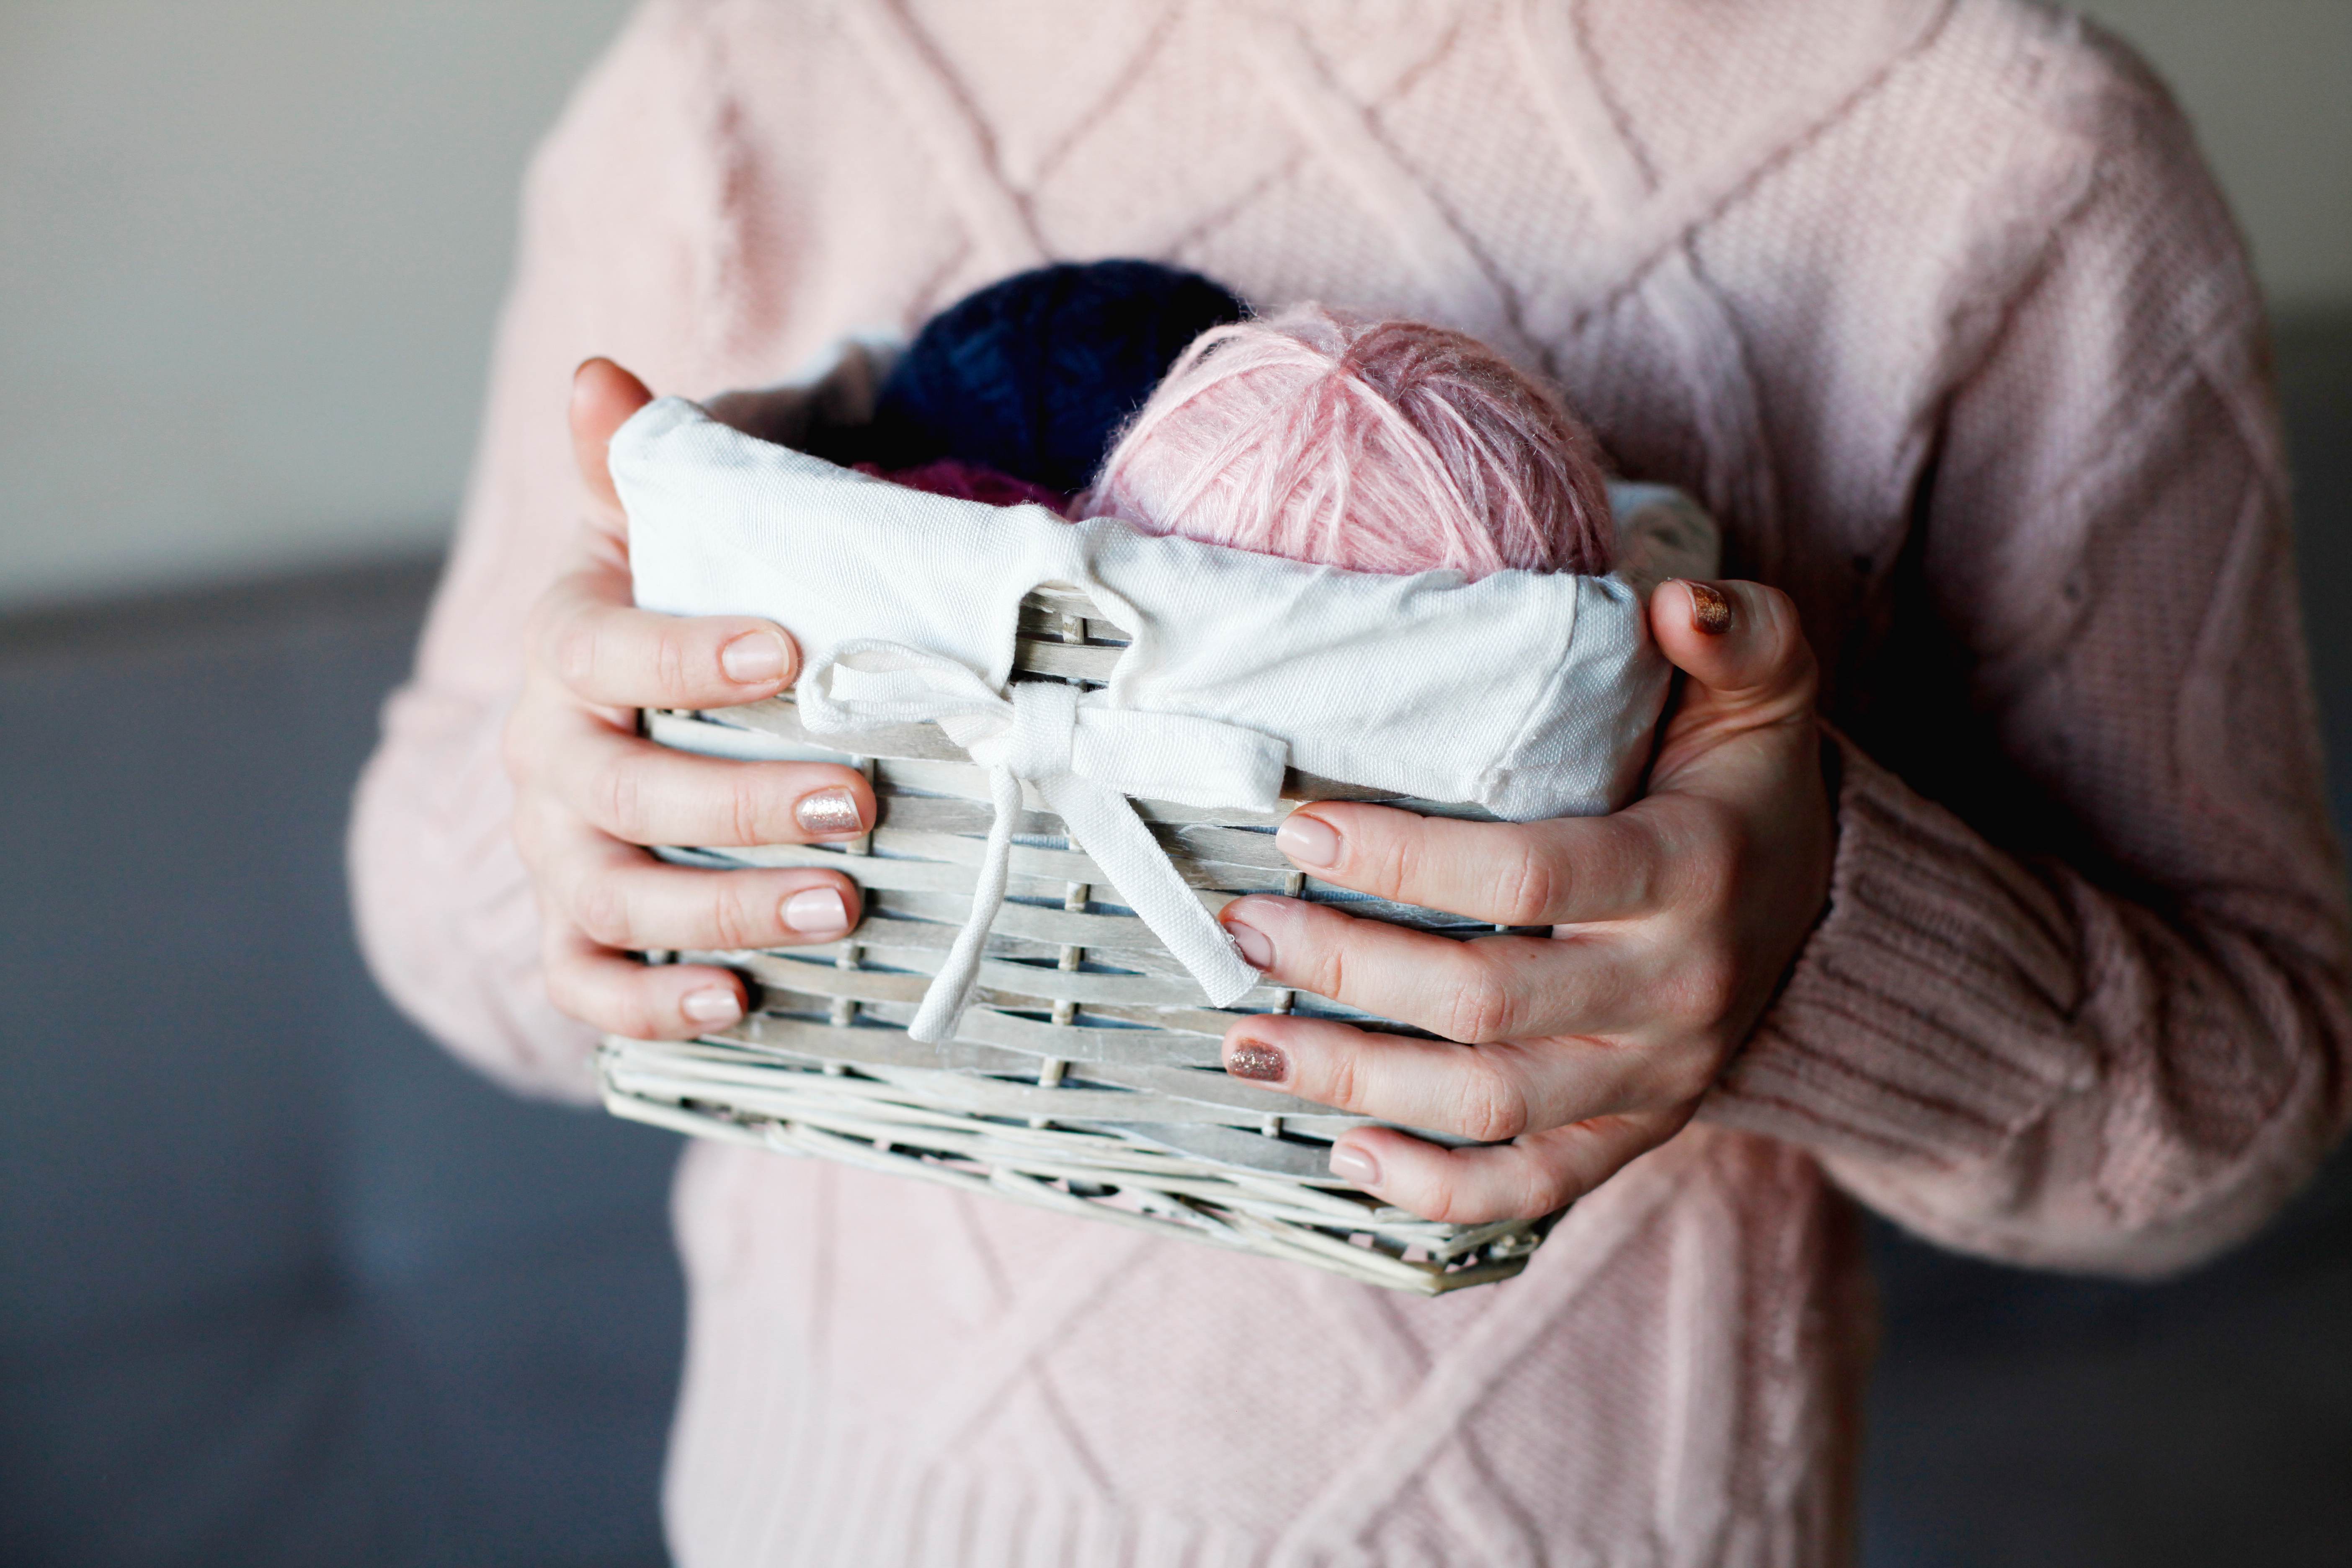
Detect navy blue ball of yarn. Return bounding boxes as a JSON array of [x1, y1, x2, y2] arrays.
[[870, 260, 1250, 497]]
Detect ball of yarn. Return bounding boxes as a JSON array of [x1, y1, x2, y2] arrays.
[[855, 458, 1070, 511], [870, 260, 1251, 495], [1080, 306, 1614, 579]]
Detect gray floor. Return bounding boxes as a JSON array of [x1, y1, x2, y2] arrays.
[[2, 315, 2347, 1566]]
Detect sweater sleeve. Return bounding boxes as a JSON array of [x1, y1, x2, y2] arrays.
[[1702, 57, 2352, 1277], [347, 1, 722, 1103]]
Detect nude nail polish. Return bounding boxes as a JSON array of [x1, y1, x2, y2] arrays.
[[1275, 812, 1340, 869], [720, 630, 789, 683], [782, 887, 850, 935], [683, 987, 742, 1026], [1224, 917, 1274, 969], [1328, 1145, 1381, 1186]]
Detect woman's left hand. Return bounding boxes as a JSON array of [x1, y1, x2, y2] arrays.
[[1217, 579, 1834, 1222]]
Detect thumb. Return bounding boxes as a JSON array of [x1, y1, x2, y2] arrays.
[[1649, 579, 1816, 721], [570, 357, 656, 531]]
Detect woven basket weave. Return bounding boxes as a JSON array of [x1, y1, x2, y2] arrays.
[[598, 580, 1568, 1293]]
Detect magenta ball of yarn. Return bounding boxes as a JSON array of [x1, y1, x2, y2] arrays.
[[1079, 307, 1614, 579], [856, 458, 1070, 512]]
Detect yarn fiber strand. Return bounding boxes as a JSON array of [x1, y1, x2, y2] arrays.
[[1082, 307, 1614, 579], [871, 259, 1250, 494]]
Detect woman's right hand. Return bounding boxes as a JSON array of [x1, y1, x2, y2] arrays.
[[502, 358, 873, 1040]]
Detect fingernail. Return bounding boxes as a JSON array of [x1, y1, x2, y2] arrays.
[[1687, 581, 1734, 637], [782, 886, 851, 935], [720, 630, 789, 684], [793, 787, 865, 838], [683, 986, 742, 1026], [1224, 916, 1274, 969], [1328, 1144, 1381, 1186], [1275, 812, 1340, 869], [1225, 1039, 1288, 1082]]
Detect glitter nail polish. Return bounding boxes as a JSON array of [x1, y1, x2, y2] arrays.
[[1226, 1040, 1288, 1081], [1687, 580, 1734, 636], [794, 787, 865, 838]]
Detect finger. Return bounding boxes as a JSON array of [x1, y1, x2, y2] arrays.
[[1650, 580, 1817, 717], [534, 573, 801, 709], [542, 922, 749, 1040], [551, 715, 872, 846], [1220, 1014, 1657, 1142], [553, 833, 862, 953], [1270, 802, 1662, 926], [1220, 893, 1640, 1042], [571, 357, 655, 531], [1328, 1110, 1688, 1224]]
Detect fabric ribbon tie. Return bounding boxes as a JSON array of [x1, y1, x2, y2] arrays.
[[799, 640, 1285, 1043]]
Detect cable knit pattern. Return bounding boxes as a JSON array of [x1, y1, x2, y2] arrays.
[[346, 1, 2349, 1561]]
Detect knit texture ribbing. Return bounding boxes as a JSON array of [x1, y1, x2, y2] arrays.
[[1708, 734, 2096, 1167]]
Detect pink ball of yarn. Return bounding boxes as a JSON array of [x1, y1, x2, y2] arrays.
[[1079, 307, 1613, 579], [856, 458, 1070, 511]]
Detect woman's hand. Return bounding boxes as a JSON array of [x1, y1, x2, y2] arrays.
[[503, 359, 874, 1040], [1217, 580, 1834, 1222]]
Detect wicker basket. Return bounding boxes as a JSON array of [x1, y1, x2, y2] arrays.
[[598, 580, 1566, 1293]]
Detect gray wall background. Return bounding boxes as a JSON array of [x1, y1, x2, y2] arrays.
[[0, 0, 637, 609], [2, 0, 2347, 611]]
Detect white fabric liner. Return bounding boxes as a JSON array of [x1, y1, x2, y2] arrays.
[[616, 393, 1717, 1043]]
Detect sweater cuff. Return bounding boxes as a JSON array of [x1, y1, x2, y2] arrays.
[[1700, 729, 2098, 1166]]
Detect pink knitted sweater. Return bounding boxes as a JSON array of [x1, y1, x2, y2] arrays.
[[348, 2, 2352, 1563]]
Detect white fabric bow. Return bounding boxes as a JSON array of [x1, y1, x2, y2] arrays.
[[798, 640, 1288, 1043]]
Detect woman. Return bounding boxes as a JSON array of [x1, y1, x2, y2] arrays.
[[351, 1, 2350, 1561]]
